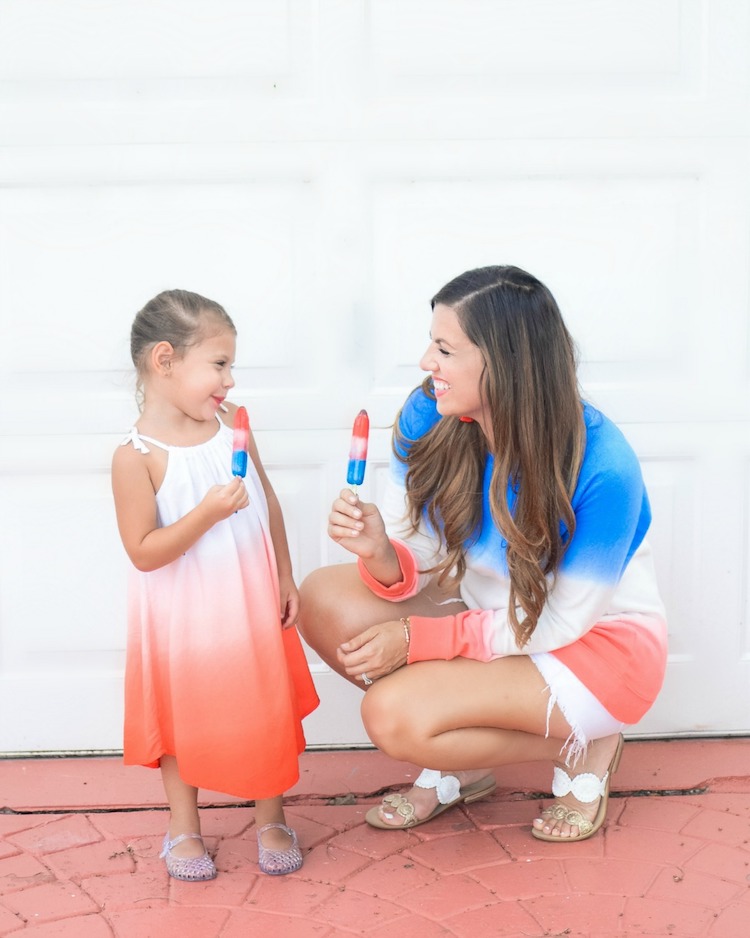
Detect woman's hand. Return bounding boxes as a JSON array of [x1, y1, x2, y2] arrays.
[[337, 620, 409, 682], [328, 489, 405, 587], [327, 489, 389, 559]]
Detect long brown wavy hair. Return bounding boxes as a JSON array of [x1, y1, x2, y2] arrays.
[[395, 266, 585, 647]]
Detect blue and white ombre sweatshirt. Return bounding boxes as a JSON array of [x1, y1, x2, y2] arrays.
[[358, 388, 668, 722]]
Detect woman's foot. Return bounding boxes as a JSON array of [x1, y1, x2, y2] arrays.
[[366, 768, 497, 829], [532, 733, 624, 841]]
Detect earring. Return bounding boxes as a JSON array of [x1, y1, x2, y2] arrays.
[[459, 416, 475, 423]]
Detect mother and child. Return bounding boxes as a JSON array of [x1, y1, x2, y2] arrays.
[[112, 264, 667, 880]]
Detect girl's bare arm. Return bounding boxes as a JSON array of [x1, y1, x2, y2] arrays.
[[247, 430, 299, 625], [111, 444, 248, 572]]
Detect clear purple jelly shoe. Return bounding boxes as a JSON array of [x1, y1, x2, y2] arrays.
[[256, 822, 303, 875], [160, 832, 217, 881]]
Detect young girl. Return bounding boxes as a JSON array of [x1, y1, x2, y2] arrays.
[[112, 289, 318, 879]]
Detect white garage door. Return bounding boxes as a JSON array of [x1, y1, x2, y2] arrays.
[[0, 0, 748, 752]]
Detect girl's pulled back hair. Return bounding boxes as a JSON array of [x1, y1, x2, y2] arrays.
[[130, 289, 235, 407], [395, 265, 584, 647]]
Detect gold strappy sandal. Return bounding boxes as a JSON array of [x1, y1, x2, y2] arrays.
[[532, 734, 624, 843], [366, 769, 497, 830]]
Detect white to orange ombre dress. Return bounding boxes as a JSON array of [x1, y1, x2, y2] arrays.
[[120, 417, 319, 799]]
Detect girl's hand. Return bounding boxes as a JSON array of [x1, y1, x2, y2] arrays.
[[279, 572, 299, 629], [327, 489, 389, 559], [201, 477, 249, 523], [337, 620, 409, 682]]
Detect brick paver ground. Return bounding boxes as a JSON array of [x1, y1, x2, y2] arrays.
[[1, 740, 748, 937]]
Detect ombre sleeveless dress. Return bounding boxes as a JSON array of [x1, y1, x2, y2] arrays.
[[120, 417, 319, 799]]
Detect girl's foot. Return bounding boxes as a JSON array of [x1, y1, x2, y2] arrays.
[[164, 829, 208, 859], [258, 822, 297, 852], [532, 733, 624, 841], [257, 823, 303, 875], [366, 768, 497, 829], [160, 833, 217, 881]]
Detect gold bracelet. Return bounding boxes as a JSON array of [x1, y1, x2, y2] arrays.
[[400, 616, 411, 647]]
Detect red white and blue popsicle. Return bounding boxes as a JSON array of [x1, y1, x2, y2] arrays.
[[347, 409, 369, 490], [231, 406, 250, 477]]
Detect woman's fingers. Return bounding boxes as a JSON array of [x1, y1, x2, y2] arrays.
[[328, 492, 367, 540], [328, 515, 364, 538], [338, 623, 406, 680]]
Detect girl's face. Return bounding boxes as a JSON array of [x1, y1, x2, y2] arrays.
[[167, 326, 237, 421], [419, 303, 488, 429]]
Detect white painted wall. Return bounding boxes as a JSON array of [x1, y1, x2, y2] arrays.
[[0, 0, 748, 752]]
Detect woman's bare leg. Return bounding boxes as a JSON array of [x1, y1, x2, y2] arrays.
[[298, 563, 467, 687], [531, 733, 623, 838], [298, 563, 493, 796], [362, 656, 621, 834], [299, 564, 620, 836], [362, 656, 565, 767]]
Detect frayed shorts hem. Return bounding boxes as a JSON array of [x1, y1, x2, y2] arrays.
[[530, 651, 626, 766]]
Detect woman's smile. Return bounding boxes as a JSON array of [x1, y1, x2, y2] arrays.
[[420, 303, 486, 426]]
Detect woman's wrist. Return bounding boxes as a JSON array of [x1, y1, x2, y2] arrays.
[[400, 616, 411, 663], [361, 539, 403, 587]]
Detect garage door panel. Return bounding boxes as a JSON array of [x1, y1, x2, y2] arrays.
[[0, 0, 748, 750]]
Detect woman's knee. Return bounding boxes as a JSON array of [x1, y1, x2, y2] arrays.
[[361, 679, 420, 760], [298, 564, 372, 662], [298, 567, 346, 637], [299, 566, 338, 618]]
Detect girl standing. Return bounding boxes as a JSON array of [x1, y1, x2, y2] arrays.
[[112, 289, 318, 879]]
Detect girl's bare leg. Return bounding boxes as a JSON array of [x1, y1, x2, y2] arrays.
[[160, 755, 205, 858], [255, 795, 296, 851]]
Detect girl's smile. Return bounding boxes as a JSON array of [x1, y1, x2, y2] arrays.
[[166, 328, 237, 423]]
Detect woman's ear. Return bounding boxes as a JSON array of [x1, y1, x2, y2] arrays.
[[150, 341, 176, 375]]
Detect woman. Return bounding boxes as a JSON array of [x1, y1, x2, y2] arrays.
[[299, 265, 667, 841]]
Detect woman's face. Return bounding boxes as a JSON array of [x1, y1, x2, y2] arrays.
[[419, 303, 488, 429]]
